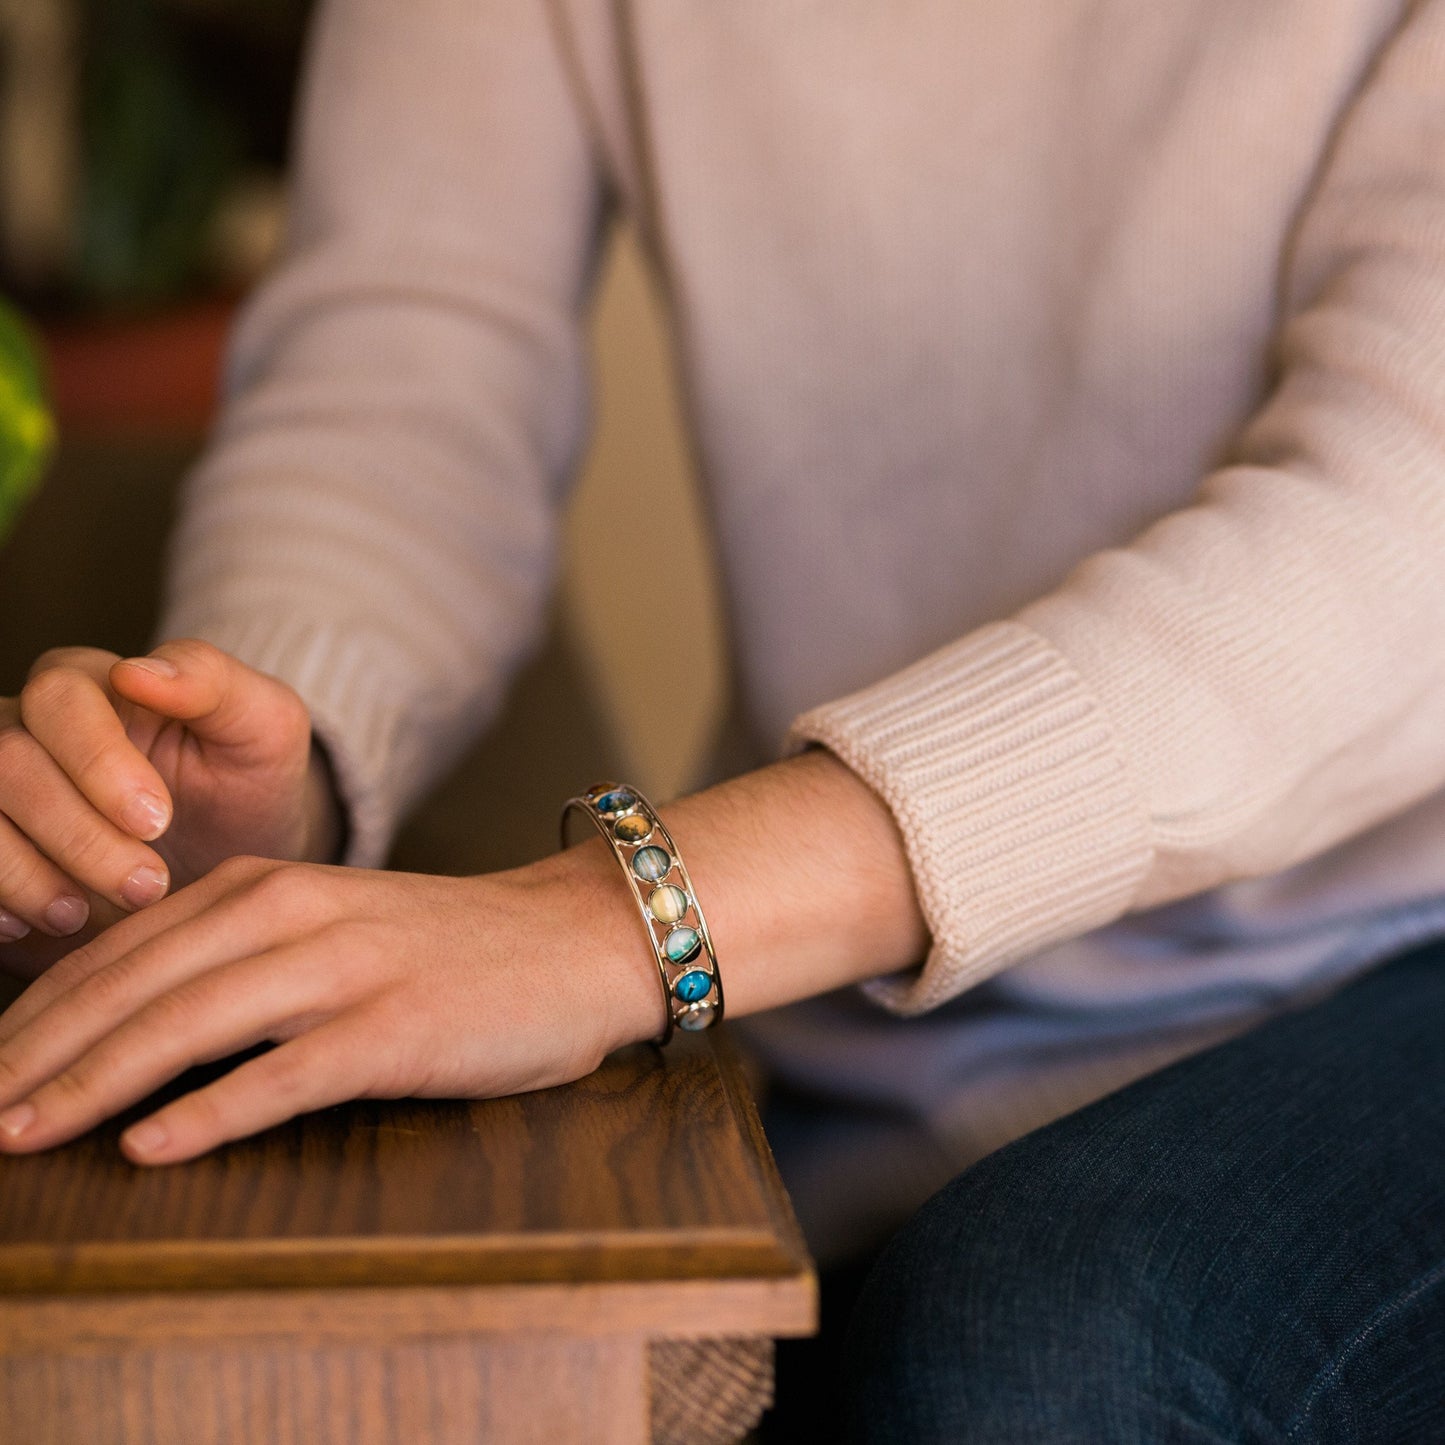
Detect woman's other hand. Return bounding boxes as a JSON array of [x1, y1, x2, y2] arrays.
[[0, 846, 650, 1163], [0, 640, 340, 975]]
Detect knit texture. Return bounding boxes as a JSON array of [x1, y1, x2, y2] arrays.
[[786, 623, 1153, 1015], [158, 0, 1445, 1182]]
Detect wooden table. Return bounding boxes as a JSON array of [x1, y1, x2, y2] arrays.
[[0, 1005, 816, 1445]]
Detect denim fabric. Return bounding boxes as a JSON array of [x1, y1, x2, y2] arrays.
[[842, 940, 1445, 1443]]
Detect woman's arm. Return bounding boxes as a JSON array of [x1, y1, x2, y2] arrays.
[[783, 0, 1445, 1015], [0, 748, 920, 1163], [160, 0, 611, 868], [550, 747, 931, 1043]]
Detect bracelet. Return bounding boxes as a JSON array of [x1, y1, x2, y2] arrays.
[[559, 782, 725, 1046]]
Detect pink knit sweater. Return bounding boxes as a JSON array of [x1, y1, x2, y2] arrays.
[[161, 0, 1445, 1256]]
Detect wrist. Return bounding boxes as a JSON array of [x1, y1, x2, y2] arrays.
[[521, 835, 670, 1055]]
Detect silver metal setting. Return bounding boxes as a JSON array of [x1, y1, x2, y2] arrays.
[[561, 781, 725, 1047]]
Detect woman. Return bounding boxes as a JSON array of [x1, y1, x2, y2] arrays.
[[2, 2, 1443, 1437]]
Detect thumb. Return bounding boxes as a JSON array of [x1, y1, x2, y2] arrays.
[[109, 639, 311, 760]]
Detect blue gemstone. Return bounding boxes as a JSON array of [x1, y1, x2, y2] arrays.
[[631, 845, 671, 882], [663, 925, 702, 964], [595, 788, 637, 815], [674, 969, 712, 1003]]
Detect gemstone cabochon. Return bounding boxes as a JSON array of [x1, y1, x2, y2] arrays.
[[648, 884, 688, 923], [674, 969, 713, 1002], [631, 845, 671, 882], [594, 788, 637, 815], [613, 813, 651, 844], [663, 925, 702, 963], [677, 1002, 715, 1032]]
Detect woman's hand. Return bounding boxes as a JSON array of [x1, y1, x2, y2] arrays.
[[0, 639, 340, 975], [0, 747, 932, 1165], [0, 844, 651, 1164]]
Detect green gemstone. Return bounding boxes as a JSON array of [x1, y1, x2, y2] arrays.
[[648, 884, 688, 924], [663, 925, 702, 964], [631, 845, 671, 882]]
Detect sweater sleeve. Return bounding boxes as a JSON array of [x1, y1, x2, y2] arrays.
[[787, 2, 1445, 1015], [156, 0, 608, 866]]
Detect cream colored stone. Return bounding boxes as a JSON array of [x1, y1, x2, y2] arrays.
[[648, 884, 688, 924]]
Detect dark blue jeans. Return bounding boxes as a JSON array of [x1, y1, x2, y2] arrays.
[[835, 940, 1445, 1443]]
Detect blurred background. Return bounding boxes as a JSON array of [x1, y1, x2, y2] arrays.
[[0, 0, 727, 873]]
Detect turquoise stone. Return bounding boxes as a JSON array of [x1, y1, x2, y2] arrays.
[[663, 925, 702, 964], [677, 1003, 715, 1032], [594, 788, 637, 815], [674, 969, 712, 1003], [631, 845, 671, 882]]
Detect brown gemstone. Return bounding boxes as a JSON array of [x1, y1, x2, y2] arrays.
[[614, 813, 652, 844]]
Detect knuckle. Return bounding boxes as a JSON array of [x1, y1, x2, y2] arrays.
[[213, 852, 266, 886], [46, 1065, 95, 1106], [34, 952, 89, 998], [0, 722, 38, 775], [66, 736, 118, 792], [263, 1050, 313, 1104], [0, 846, 53, 905], [249, 863, 315, 916], [44, 812, 118, 880], [80, 956, 141, 1013], [361, 1057, 411, 1101], [358, 1029, 416, 1098], [145, 984, 205, 1033], [20, 666, 78, 721], [27, 647, 113, 682]]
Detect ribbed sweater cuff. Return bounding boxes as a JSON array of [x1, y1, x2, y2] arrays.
[[784, 621, 1154, 1016], [152, 612, 421, 869]]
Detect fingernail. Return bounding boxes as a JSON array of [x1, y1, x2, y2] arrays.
[[44, 895, 89, 936], [124, 1119, 168, 1155], [122, 865, 169, 909], [0, 910, 30, 942], [122, 792, 170, 841], [122, 656, 179, 679], [0, 1102, 36, 1139]]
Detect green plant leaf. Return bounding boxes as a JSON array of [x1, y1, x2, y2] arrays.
[[0, 301, 55, 546]]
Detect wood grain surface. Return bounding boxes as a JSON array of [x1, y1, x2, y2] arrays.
[[0, 1023, 809, 1296], [1, 1335, 651, 1445], [0, 970, 813, 1443]]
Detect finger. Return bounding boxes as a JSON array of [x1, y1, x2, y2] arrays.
[[0, 891, 128, 985], [0, 859, 254, 1048], [0, 723, 168, 916], [0, 909, 31, 943], [0, 859, 288, 1082], [0, 805, 91, 936], [0, 945, 346, 1154], [120, 1017, 384, 1164], [24, 646, 121, 688], [19, 652, 172, 841], [111, 639, 310, 762]]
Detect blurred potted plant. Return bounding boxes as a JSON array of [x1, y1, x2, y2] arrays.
[[0, 297, 54, 544], [0, 0, 310, 436]]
